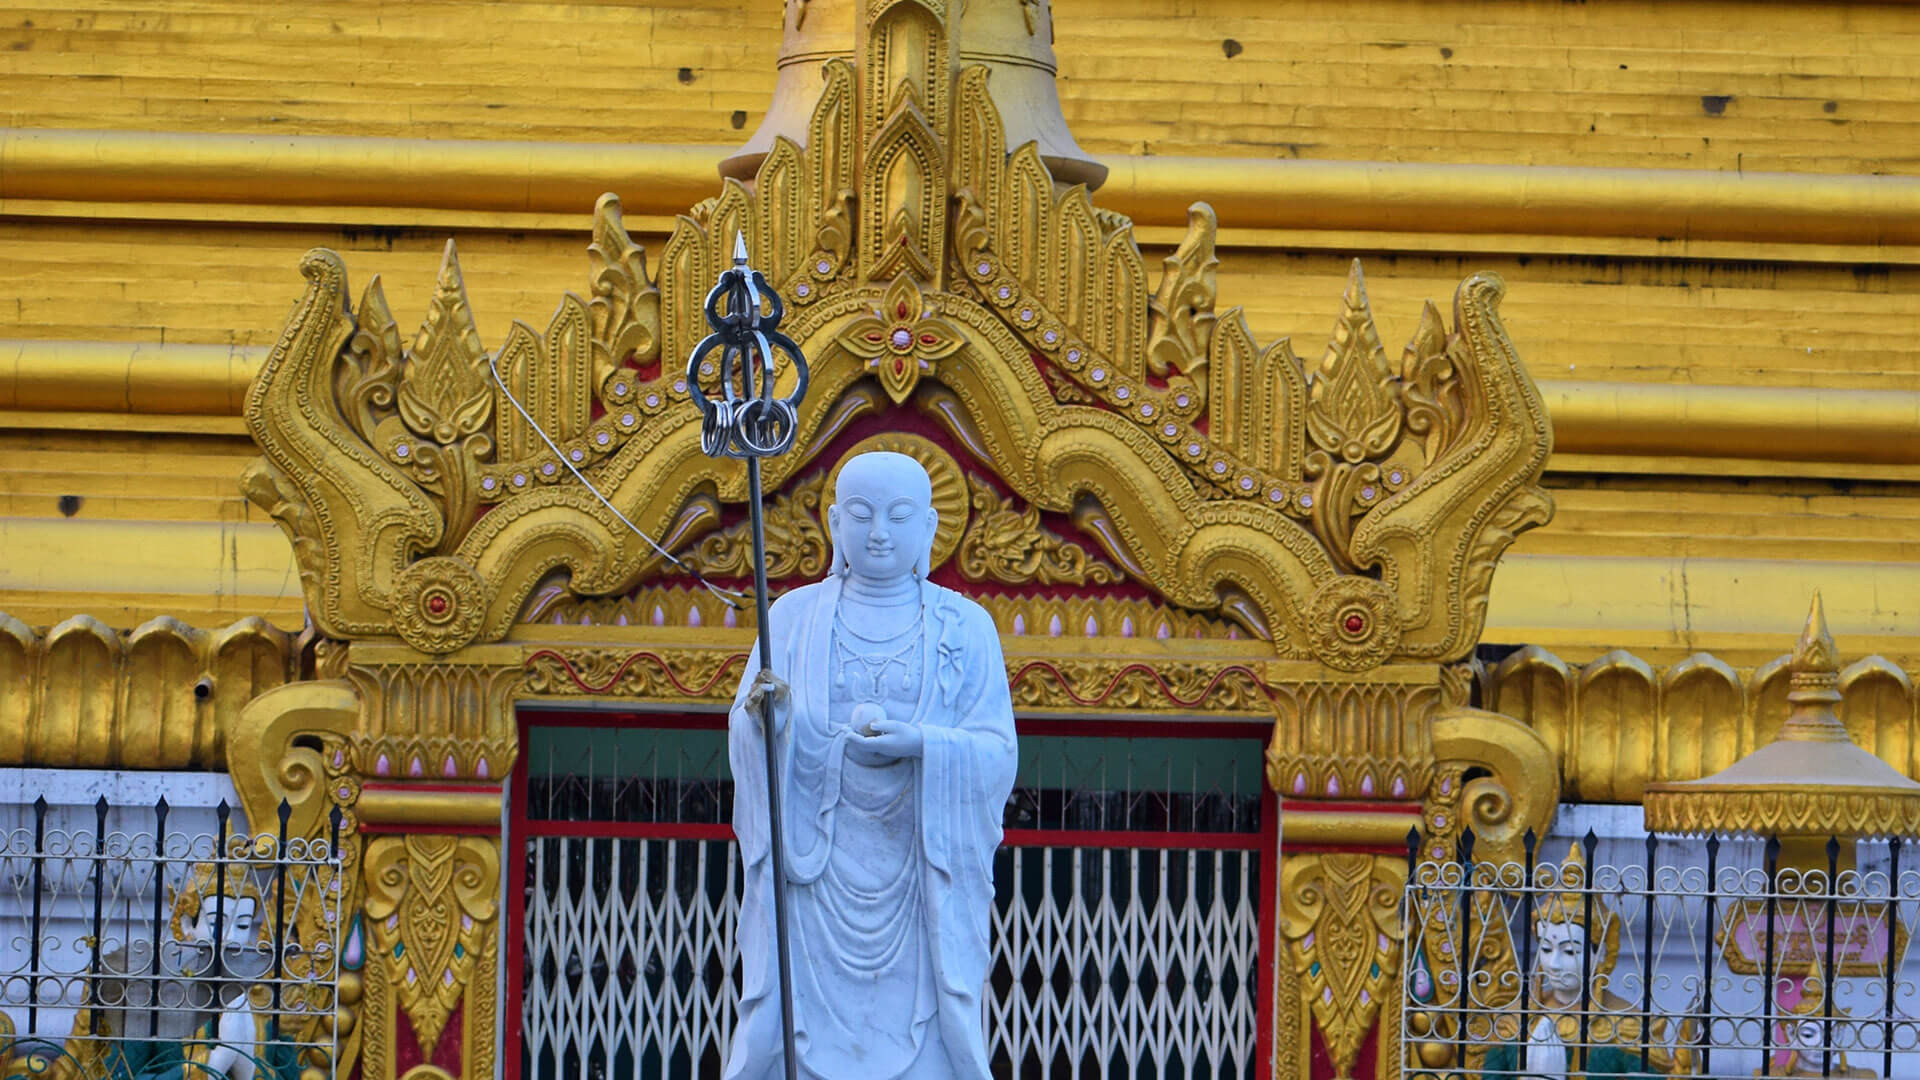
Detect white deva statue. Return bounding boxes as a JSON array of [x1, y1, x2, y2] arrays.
[[723, 451, 1018, 1080]]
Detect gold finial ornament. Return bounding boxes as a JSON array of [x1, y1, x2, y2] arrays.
[[722, 0, 1108, 190], [1644, 591, 1920, 844]]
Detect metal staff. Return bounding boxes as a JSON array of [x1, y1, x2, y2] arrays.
[[687, 234, 809, 1080]]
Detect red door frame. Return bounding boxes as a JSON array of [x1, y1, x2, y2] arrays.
[[502, 709, 1279, 1077]]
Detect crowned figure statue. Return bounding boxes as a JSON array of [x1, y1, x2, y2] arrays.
[[722, 451, 1019, 1080], [40, 860, 299, 1080], [1762, 976, 1875, 1078], [1481, 843, 1698, 1078]]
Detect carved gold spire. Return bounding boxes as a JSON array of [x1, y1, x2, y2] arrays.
[[1644, 592, 1920, 844], [720, 0, 1107, 190]]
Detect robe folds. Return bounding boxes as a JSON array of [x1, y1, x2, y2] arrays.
[[723, 578, 1018, 1080]]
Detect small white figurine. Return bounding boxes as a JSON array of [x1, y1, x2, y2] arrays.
[[723, 451, 1018, 1080]]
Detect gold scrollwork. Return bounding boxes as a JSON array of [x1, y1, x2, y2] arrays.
[[522, 647, 746, 703], [1008, 658, 1270, 712], [363, 835, 499, 1055], [1281, 853, 1406, 1080], [244, 1, 1552, 668], [1429, 706, 1560, 868], [682, 473, 832, 581], [957, 474, 1120, 587]]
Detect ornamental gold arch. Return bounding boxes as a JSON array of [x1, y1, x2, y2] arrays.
[[242, 15, 1553, 668], [232, 7, 1560, 1080]]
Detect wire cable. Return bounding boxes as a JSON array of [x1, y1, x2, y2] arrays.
[[486, 353, 748, 608]]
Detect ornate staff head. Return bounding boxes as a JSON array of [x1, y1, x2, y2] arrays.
[[686, 234, 810, 459]]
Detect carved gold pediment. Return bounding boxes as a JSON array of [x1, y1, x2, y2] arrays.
[[242, 0, 1552, 671]]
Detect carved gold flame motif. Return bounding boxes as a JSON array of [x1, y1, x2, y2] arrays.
[[244, 61, 1553, 663]]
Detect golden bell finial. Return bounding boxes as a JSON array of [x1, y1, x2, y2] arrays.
[[720, 0, 1107, 190], [1781, 590, 1847, 741], [1644, 587, 1920, 846], [1789, 590, 1839, 681]]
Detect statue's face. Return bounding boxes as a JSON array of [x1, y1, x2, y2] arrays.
[[1534, 919, 1587, 998], [1794, 1017, 1825, 1051], [829, 453, 936, 582], [189, 895, 258, 950]]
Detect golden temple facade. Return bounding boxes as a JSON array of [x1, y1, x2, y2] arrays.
[[2, 2, 1918, 1079]]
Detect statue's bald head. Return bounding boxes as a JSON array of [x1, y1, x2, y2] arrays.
[[836, 452, 932, 506], [829, 451, 937, 581]]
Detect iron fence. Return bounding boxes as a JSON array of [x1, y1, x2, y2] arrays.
[[0, 796, 343, 1080], [1402, 828, 1920, 1079], [512, 714, 1271, 1080]]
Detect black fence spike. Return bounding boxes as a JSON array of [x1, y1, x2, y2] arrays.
[[1887, 836, 1904, 1079], [87, 792, 108, 1035], [148, 790, 169, 1039], [1760, 833, 1782, 1078], [1577, 827, 1599, 1073], [1640, 832, 1658, 1073], [1821, 833, 1841, 1079]]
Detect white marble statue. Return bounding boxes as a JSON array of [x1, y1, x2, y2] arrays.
[[723, 451, 1018, 1080]]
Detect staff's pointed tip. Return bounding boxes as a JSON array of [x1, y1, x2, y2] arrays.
[[733, 231, 750, 265]]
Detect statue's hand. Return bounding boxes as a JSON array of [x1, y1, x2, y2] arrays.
[[742, 670, 791, 735], [862, 716, 924, 759]]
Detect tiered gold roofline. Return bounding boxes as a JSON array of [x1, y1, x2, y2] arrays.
[[11, 606, 1915, 825], [11, 338, 1917, 469], [1481, 641, 1920, 805], [7, 127, 1920, 251]]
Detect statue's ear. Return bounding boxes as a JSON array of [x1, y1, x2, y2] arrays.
[[827, 503, 847, 576], [916, 506, 937, 578]]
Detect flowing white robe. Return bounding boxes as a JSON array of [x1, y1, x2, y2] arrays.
[[723, 578, 1017, 1080]]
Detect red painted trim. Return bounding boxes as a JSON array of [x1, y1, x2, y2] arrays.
[[1014, 716, 1270, 739], [517, 709, 728, 731], [519, 711, 1266, 740], [999, 828, 1260, 850], [524, 648, 747, 697], [360, 782, 504, 794], [1280, 799, 1421, 816], [523, 820, 737, 841], [1257, 782, 1278, 1077], [355, 822, 502, 836], [518, 820, 1265, 849], [502, 712, 529, 1080]]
